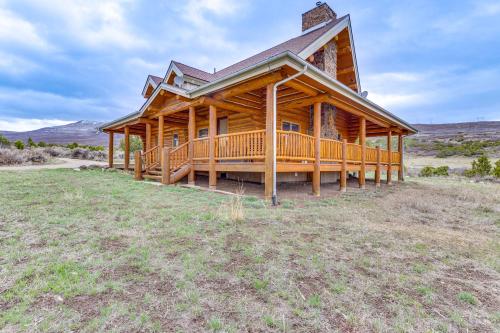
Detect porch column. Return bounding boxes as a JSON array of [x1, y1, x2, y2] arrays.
[[313, 102, 321, 196], [208, 105, 217, 189], [158, 115, 164, 164], [340, 139, 347, 192], [124, 126, 130, 171], [188, 106, 196, 185], [146, 123, 151, 164], [108, 131, 114, 168], [375, 146, 381, 187], [398, 133, 404, 181], [264, 83, 275, 199], [387, 130, 392, 185], [359, 117, 366, 189]]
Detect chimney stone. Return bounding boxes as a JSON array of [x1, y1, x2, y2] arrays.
[[302, 2, 337, 32]]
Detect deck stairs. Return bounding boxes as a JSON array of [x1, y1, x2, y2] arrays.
[[141, 143, 190, 184]]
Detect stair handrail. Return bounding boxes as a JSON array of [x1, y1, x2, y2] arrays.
[[142, 145, 160, 171]]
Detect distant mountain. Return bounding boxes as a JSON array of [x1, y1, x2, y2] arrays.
[[413, 121, 500, 141], [0, 120, 122, 146]]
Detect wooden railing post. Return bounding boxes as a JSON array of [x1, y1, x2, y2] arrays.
[[264, 84, 275, 200], [134, 151, 142, 180], [340, 139, 347, 192], [124, 126, 130, 171], [313, 102, 321, 196], [158, 115, 164, 165], [208, 105, 217, 190], [108, 131, 114, 168], [359, 117, 366, 189], [188, 106, 195, 185], [387, 130, 392, 185], [375, 146, 381, 187], [145, 123, 151, 164], [161, 147, 170, 185], [398, 133, 404, 181]]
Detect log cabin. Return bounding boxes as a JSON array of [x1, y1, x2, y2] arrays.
[[100, 2, 417, 203]]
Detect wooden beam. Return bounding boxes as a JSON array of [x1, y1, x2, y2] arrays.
[[337, 46, 352, 56], [213, 71, 284, 100], [188, 106, 195, 185], [158, 115, 164, 165], [134, 151, 142, 180], [359, 117, 366, 189], [156, 99, 203, 117], [108, 131, 114, 168], [201, 97, 261, 116], [387, 130, 392, 185], [325, 96, 389, 128], [375, 146, 381, 187], [264, 83, 275, 200], [161, 147, 170, 185], [398, 134, 404, 182], [337, 66, 355, 76], [146, 123, 151, 164], [279, 94, 328, 110], [124, 126, 130, 171], [208, 105, 217, 189], [283, 80, 319, 96], [340, 139, 347, 192], [313, 102, 321, 196]]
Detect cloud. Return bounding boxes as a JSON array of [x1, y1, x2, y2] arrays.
[[0, 51, 40, 75], [0, 7, 50, 50], [0, 117, 74, 132]]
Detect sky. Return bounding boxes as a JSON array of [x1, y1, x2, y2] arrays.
[[0, 0, 499, 131]]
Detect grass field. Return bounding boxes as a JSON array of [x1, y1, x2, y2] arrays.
[[0, 169, 499, 332]]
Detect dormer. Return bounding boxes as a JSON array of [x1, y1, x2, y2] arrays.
[[164, 61, 214, 91], [141, 75, 163, 98]]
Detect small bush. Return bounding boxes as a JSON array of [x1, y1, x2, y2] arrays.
[[0, 134, 10, 147], [419, 166, 449, 177], [66, 142, 79, 149], [120, 135, 143, 153], [492, 160, 500, 178], [465, 155, 492, 177], [0, 148, 25, 165], [27, 137, 37, 147], [457, 292, 477, 305], [37, 141, 47, 147], [14, 140, 25, 150]]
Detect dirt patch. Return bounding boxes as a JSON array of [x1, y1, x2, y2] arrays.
[[99, 236, 129, 252]]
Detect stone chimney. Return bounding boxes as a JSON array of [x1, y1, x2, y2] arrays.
[[302, 2, 337, 32]]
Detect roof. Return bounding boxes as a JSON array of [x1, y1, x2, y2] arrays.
[[149, 75, 163, 85], [169, 15, 348, 83]]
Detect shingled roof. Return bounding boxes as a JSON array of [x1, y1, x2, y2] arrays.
[[170, 15, 348, 83]]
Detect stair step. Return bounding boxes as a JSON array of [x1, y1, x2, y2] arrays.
[[143, 174, 161, 181], [147, 170, 162, 175]]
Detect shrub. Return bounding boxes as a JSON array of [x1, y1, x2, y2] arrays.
[[493, 160, 500, 178], [27, 137, 37, 147], [67, 142, 79, 149], [0, 134, 10, 147], [466, 155, 492, 177], [38, 141, 47, 147], [0, 148, 24, 165], [26, 149, 48, 163], [120, 135, 143, 153], [457, 292, 477, 305], [419, 166, 449, 177], [14, 140, 25, 150]]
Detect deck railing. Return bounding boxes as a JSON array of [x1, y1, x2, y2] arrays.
[[142, 145, 159, 171], [366, 147, 378, 164], [188, 131, 398, 165], [169, 142, 189, 171], [320, 138, 342, 162], [193, 137, 209, 160], [277, 130, 315, 161], [346, 143, 362, 163], [215, 129, 265, 160]]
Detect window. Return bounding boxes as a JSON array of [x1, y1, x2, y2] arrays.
[[282, 121, 300, 132], [172, 133, 179, 147], [198, 128, 208, 138]]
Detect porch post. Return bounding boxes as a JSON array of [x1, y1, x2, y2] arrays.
[[264, 83, 275, 199], [313, 102, 321, 196], [108, 131, 114, 168], [208, 105, 217, 189], [375, 146, 381, 187], [146, 123, 151, 164], [359, 117, 366, 189], [398, 133, 404, 181], [134, 151, 142, 180], [158, 115, 164, 164], [340, 139, 347, 192], [387, 130, 392, 185], [188, 106, 196, 185], [161, 147, 170, 185], [124, 126, 130, 171]]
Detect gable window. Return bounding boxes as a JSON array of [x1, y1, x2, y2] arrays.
[[172, 133, 179, 147], [198, 128, 208, 138], [282, 121, 300, 132]]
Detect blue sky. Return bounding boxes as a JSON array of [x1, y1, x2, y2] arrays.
[[0, 0, 499, 131]]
